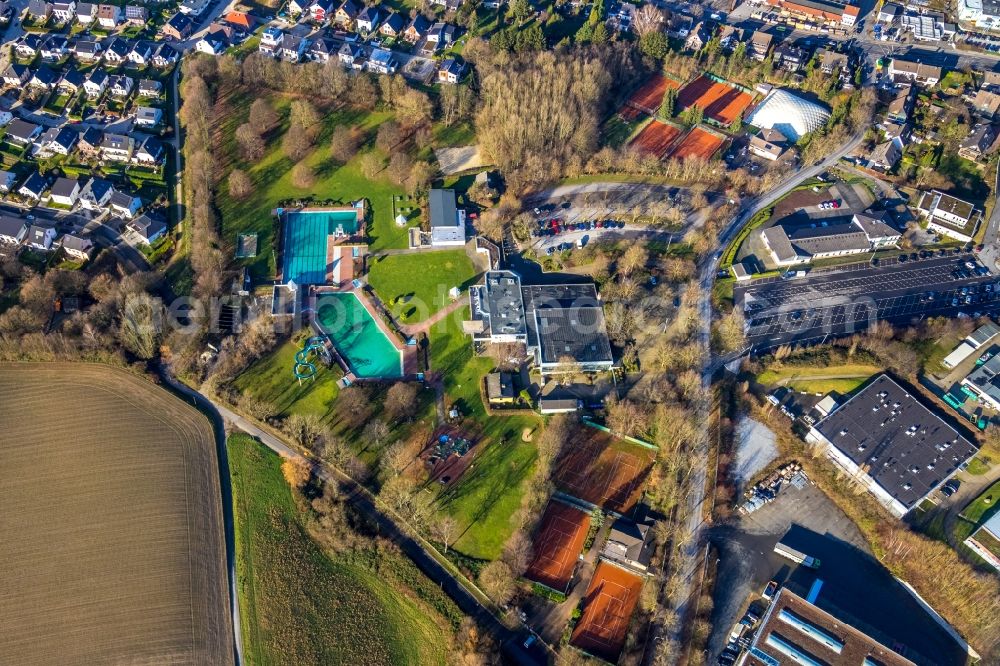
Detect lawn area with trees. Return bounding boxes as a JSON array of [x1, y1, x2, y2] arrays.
[[368, 250, 479, 324], [228, 433, 463, 665]]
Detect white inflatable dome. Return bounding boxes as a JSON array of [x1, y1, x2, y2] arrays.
[[747, 89, 831, 142]]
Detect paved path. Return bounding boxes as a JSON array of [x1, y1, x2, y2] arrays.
[[399, 297, 464, 337]]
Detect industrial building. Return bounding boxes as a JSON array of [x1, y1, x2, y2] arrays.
[[760, 212, 900, 266], [806, 374, 978, 517]]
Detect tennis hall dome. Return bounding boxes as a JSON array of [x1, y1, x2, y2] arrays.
[[747, 89, 831, 142]]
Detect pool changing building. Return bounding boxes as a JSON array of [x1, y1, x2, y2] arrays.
[[805, 374, 978, 517], [466, 270, 614, 374]]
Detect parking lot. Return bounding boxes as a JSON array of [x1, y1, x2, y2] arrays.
[[736, 254, 1000, 352]]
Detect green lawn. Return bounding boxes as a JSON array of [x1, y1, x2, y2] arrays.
[[232, 333, 342, 420], [229, 433, 459, 665], [960, 478, 1000, 525], [427, 307, 540, 560], [757, 364, 881, 396], [368, 250, 478, 323]]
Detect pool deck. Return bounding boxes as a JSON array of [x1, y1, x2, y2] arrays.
[[326, 243, 356, 288]]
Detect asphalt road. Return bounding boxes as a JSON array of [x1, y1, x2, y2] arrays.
[[737, 255, 1000, 352]]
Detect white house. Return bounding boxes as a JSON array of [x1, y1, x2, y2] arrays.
[[429, 188, 466, 247], [915, 190, 979, 242], [48, 177, 80, 206]]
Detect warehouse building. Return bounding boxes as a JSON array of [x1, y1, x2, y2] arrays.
[[806, 374, 978, 517]]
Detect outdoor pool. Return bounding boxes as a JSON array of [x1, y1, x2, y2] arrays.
[[282, 209, 361, 285], [316, 292, 402, 378]]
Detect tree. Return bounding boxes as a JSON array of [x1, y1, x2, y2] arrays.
[[337, 385, 372, 428], [632, 4, 663, 37], [281, 456, 312, 490], [385, 382, 419, 421], [639, 31, 668, 60], [329, 125, 360, 163], [291, 160, 316, 189], [375, 121, 403, 153], [619, 244, 649, 276], [359, 152, 384, 179], [119, 292, 160, 359], [715, 308, 746, 353], [516, 22, 546, 52], [283, 126, 313, 161], [289, 99, 321, 138], [509, 0, 532, 22], [395, 88, 432, 127], [248, 98, 278, 134], [285, 413, 324, 448], [659, 86, 676, 120], [387, 152, 413, 186], [235, 123, 265, 161], [228, 168, 252, 199], [432, 516, 460, 553], [478, 560, 515, 604], [362, 418, 389, 447], [405, 160, 435, 196]]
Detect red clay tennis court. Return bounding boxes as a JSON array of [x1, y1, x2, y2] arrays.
[[628, 120, 682, 157], [668, 126, 725, 161], [676, 74, 752, 125], [620, 73, 682, 119], [553, 424, 655, 514], [570, 561, 644, 663], [524, 501, 591, 592]]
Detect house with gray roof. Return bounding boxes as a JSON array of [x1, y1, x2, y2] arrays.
[[0, 215, 26, 245], [761, 212, 901, 266], [429, 188, 465, 247]]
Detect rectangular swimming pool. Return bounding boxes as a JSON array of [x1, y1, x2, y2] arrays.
[[282, 209, 361, 285], [316, 292, 402, 378]]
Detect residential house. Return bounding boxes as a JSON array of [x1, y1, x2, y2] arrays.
[[889, 57, 942, 86], [748, 128, 787, 161], [684, 21, 712, 51], [886, 84, 913, 123], [818, 48, 848, 76], [279, 33, 308, 61], [2, 64, 30, 87], [96, 3, 121, 28], [39, 126, 78, 155], [421, 21, 455, 53], [135, 105, 161, 126], [972, 88, 1000, 120], [366, 48, 396, 74], [868, 140, 902, 171], [152, 42, 178, 67], [78, 176, 114, 209], [73, 39, 102, 61], [60, 232, 94, 259], [15, 34, 42, 59], [0, 216, 26, 245], [137, 78, 162, 97], [338, 42, 364, 68], [0, 170, 16, 192], [180, 0, 210, 15], [959, 123, 997, 161], [437, 57, 465, 84], [308, 37, 336, 62], [40, 34, 69, 60], [49, 177, 80, 206], [129, 212, 166, 243], [29, 66, 58, 90], [196, 24, 234, 55], [18, 172, 49, 200], [134, 135, 164, 165], [26, 0, 52, 20], [24, 224, 57, 251], [356, 5, 379, 32], [57, 68, 84, 94], [51, 0, 74, 21], [430, 0, 460, 10], [108, 74, 133, 98], [485, 372, 515, 404], [109, 190, 141, 217], [6, 119, 41, 145], [877, 1, 901, 22], [915, 190, 979, 242], [749, 30, 773, 61], [100, 133, 134, 161], [403, 14, 430, 42], [77, 127, 103, 156], [224, 10, 254, 30], [286, 0, 306, 15], [428, 188, 465, 247], [103, 37, 129, 64], [127, 40, 153, 66], [75, 1, 95, 22], [0, 108, 10, 127], [259, 25, 282, 56], [124, 4, 147, 24], [333, 0, 358, 28], [163, 12, 193, 40], [774, 44, 807, 72], [308, 0, 335, 23], [983, 69, 1000, 92], [84, 69, 108, 98], [379, 11, 404, 38]]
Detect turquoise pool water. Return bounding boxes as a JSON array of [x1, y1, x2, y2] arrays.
[[282, 209, 360, 285], [316, 292, 402, 378]]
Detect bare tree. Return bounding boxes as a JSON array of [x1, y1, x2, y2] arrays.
[[478, 560, 515, 604], [228, 168, 253, 199], [281, 456, 312, 490], [329, 125, 360, 163], [375, 121, 403, 153], [432, 515, 460, 553], [632, 4, 664, 37], [291, 160, 316, 189], [118, 292, 160, 359], [385, 382, 419, 422], [235, 123, 265, 161], [359, 152, 384, 179], [248, 98, 279, 134]]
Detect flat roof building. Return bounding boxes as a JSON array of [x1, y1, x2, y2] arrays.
[[964, 510, 1000, 572], [806, 374, 978, 517], [961, 352, 1000, 410], [915, 190, 979, 242], [761, 213, 900, 266], [429, 188, 466, 247]]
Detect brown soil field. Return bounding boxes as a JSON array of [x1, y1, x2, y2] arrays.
[[570, 561, 644, 663], [676, 75, 753, 125], [0, 363, 232, 665], [524, 500, 590, 593], [668, 126, 726, 161], [629, 120, 683, 158], [553, 424, 656, 514], [621, 73, 681, 118]]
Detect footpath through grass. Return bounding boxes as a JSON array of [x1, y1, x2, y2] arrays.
[[229, 433, 459, 666], [368, 250, 478, 324], [428, 307, 539, 560]]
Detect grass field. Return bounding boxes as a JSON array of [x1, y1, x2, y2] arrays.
[[960, 478, 1000, 525], [757, 364, 881, 396], [229, 433, 460, 665], [0, 363, 231, 664], [368, 250, 478, 323], [428, 309, 540, 559]]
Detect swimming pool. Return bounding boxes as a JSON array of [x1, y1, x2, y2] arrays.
[[316, 292, 402, 378], [282, 209, 361, 285]]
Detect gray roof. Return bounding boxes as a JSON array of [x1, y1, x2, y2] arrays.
[[968, 321, 1000, 348], [479, 270, 526, 337], [522, 283, 613, 368], [486, 372, 515, 399], [49, 177, 78, 198], [7, 119, 39, 141], [429, 188, 459, 228], [813, 374, 978, 511], [0, 215, 25, 239], [603, 513, 654, 567], [60, 233, 92, 252]]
